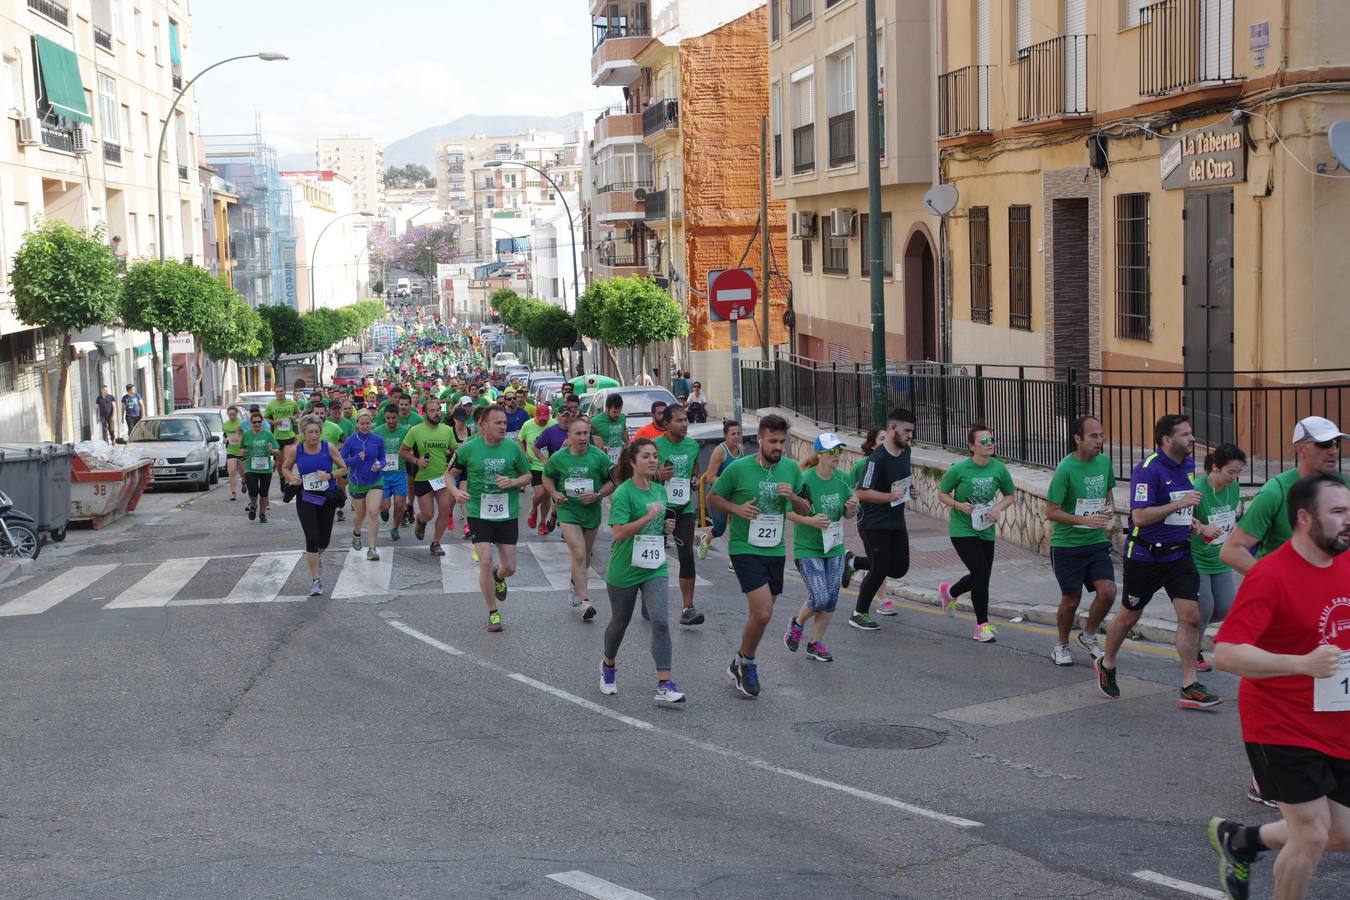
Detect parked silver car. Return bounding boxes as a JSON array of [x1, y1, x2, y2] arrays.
[[171, 407, 229, 476], [118, 416, 221, 491]]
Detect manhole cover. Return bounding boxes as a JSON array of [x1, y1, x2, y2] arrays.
[[824, 725, 946, 750]]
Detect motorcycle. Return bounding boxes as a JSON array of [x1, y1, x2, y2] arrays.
[[0, 489, 41, 560]]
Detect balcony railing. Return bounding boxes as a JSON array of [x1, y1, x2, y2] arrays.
[[27, 0, 68, 26], [596, 179, 654, 195], [827, 110, 855, 167], [592, 22, 650, 52], [177, 164, 189, 181], [643, 189, 681, 221], [103, 142, 122, 164], [596, 255, 640, 268], [594, 104, 630, 124], [788, 0, 812, 30], [938, 65, 991, 137], [1017, 35, 1092, 122], [642, 99, 678, 137], [1140, 0, 1240, 97], [93, 26, 114, 51], [792, 123, 815, 174], [40, 122, 76, 152]]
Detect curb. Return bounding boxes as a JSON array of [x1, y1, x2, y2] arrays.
[[0, 558, 37, 587]]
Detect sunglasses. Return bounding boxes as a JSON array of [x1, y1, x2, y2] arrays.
[[819, 447, 843, 455], [1313, 438, 1342, 450], [976, 436, 998, 446]]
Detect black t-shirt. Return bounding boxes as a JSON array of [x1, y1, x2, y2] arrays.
[[857, 443, 911, 531], [95, 395, 115, 418]]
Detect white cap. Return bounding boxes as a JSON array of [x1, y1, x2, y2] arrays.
[[814, 432, 845, 452], [1292, 416, 1348, 444]]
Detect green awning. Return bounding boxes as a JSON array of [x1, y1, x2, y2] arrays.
[[33, 35, 91, 125], [169, 21, 182, 66]]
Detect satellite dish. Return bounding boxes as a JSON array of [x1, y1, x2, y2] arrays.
[[923, 183, 958, 217], [1330, 121, 1350, 171]]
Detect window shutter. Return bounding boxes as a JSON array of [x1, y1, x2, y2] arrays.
[[976, 0, 991, 65], [771, 81, 782, 136], [1015, 0, 1031, 54], [795, 75, 815, 126], [1126, 0, 1152, 28]]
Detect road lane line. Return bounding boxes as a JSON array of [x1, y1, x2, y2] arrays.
[[0, 565, 119, 617], [1131, 870, 1224, 898], [332, 548, 393, 600], [546, 870, 654, 900], [217, 552, 304, 604], [104, 557, 210, 609], [389, 620, 983, 829]]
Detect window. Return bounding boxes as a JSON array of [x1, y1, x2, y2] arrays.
[[152, 19, 161, 64], [140, 111, 150, 151], [1013, 0, 1031, 59], [826, 47, 856, 167], [801, 232, 812, 273], [1008, 205, 1031, 330], [1124, 0, 1153, 28], [791, 66, 815, 174], [822, 228, 848, 275], [859, 213, 893, 278], [97, 74, 119, 146], [969, 206, 991, 324], [789, 0, 812, 30], [3, 53, 24, 117], [770, 0, 780, 42], [1115, 193, 1151, 340], [770, 80, 782, 178], [121, 104, 131, 149]]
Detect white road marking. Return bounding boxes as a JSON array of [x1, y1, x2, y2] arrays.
[[440, 543, 477, 594], [936, 676, 1173, 726], [546, 870, 654, 900], [389, 621, 983, 829], [104, 557, 210, 609], [1131, 870, 1224, 898], [332, 548, 394, 600], [0, 565, 119, 617], [219, 552, 304, 604], [525, 541, 607, 591]]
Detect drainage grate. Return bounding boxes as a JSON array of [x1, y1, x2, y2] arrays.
[[824, 724, 947, 750]]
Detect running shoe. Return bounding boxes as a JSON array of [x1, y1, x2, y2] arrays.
[[380, 509, 389, 523], [806, 641, 833, 662], [600, 662, 617, 695], [1179, 682, 1223, 710], [352, 532, 362, 551], [471, 546, 479, 562], [430, 541, 445, 557], [654, 680, 686, 704], [1196, 650, 1213, 673], [366, 547, 380, 561], [973, 622, 997, 643], [248, 506, 257, 521], [309, 578, 323, 597], [568, 587, 581, 607], [537, 523, 548, 536], [1247, 778, 1276, 809], [680, 606, 705, 626], [390, 527, 401, 542], [462, 523, 471, 539], [230, 493, 237, 502], [336, 509, 345, 522], [582, 602, 596, 622], [696, 533, 711, 560], [528, 511, 537, 529], [258, 513, 267, 524], [1051, 643, 1073, 667], [1206, 817, 1252, 900], [729, 659, 760, 698], [848, 611, 880, 631], [727, 559, 735, 573], [875, 598, 898, 616], [1093, 658, 1120, 699], [1076, 630, 1106, 660], [940, 582, 957, 616], [486, 609, 503, 633], [784, 618, 804, 652], [494, 573, 508, 603], [414, 519, 426, 541]]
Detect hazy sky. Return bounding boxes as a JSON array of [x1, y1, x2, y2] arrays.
[[192, 0, 615, 154]]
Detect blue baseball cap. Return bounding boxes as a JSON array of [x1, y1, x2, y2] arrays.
[[814, 432, 844, 452]]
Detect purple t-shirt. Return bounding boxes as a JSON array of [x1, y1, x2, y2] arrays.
[[1126, 450, 1195, 562], [534, 423, 569, 458]]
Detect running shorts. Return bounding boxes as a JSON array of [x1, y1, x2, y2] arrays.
[[468, 516, 519, 546], [349, 481, 381, 499], [531, 470, 544, 487], [414, 479, 449, 498], [731, 554, 785, 597], [1122, 555, 1199, 611], [1246, 742, 1350, 806], [244, 472, 272, 498], [382, 471, 408, 497], [1050, 542, 1116, 595]]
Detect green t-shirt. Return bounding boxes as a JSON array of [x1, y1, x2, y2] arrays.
[[338, 416, 356, 437], [543, 444, 613, 530], [605, 478, 669, 587], [592, 412, 627, 452], [1237, 469, 1350, 557], [263, 399, 301, 440], [654, 434, 700, 514], [222, 417, 245, 457], [402, 422, 458, 482], [372, 422, 411, 473], [939, 457, 1016, 541], [321, 420, 345, 447], [1046, 452, 1117, 548], [713, 454, 805, 557], [793, 467, 854, 559], [519, 418, 554, 471], [1191, 474, 1241, 574], [240, 429, 279, 475], [453, 436, 530, 519]]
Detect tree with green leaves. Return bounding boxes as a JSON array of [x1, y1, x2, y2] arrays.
[[200, 296, 264, 402], [371, 279, 384, 297], [575, 280, 620, 375], [8, 220, 121, 441], [121, 259, 227, 414], [256, 304, 304, 383], [521, 304, 577, 370], [185, 274, 234, 405], [598, 277, 687, 384]]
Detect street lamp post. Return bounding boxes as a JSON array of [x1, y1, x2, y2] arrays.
[[308, 210, 376, 312], [154, 51, 287, 413]]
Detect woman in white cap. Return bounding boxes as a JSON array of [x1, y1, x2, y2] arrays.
[[783, 432, 858, 662]]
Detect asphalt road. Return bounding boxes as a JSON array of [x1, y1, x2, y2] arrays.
[[2, 480, 1347, 899]]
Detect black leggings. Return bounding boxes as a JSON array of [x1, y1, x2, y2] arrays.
[[856, 527, 910, 614], [673, 511, 696, 580], [296, 497, 338, 553], [949, 536, 997, 625], [244, 472, 272, 499]]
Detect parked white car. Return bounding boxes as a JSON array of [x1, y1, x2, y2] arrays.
[[170, 408, 230, 476], [118, 416, 221, 491]]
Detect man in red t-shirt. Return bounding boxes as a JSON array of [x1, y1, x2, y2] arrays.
[[1208, 472, 1350, 900]]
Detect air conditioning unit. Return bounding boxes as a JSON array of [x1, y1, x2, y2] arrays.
[[17, 116, 40, 146], [72, 124, 92, 154], [633, 186, 648, 202], [829, 208, 856, 238], [790, 211, 817, 239]]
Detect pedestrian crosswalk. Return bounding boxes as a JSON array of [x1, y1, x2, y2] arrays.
[[0, 543, 715, 618]]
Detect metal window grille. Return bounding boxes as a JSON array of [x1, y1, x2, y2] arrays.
[[1008, 205, 1032, 330], [1115, 193, 1151, 340], [801, 233, 812, 272], [969, 207, 991, 323]]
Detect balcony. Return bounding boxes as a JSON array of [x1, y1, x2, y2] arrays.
[[1017, 35, 1092, 123], [827, 110, 855, 167], [103, 142, 122, 164], [93, 26, 114, 52], [591, 13, 650, 87], [594, 107, 643, 145], [27, 0, 68, 26], [40, 122, 76, 153], [642, 99, 678, 138], [792, 123, 814, 174], [938, 65, 991, 138], [643, 189, 681, 222], [590, 183, 651, 223], [1139, 0, 1240, 97]]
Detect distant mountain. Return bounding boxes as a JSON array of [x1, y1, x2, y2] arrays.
[[384, 113, 585, 168]]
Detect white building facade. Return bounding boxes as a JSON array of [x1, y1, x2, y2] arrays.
[[282, 169, 370, 313], [316, 134, 385, 216]]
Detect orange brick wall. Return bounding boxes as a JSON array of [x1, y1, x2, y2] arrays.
[[679, 7, 789, 353]]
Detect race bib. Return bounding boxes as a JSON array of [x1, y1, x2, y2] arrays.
[[749, 513, 785, 548], [564, 477, 592, 498], [607, 446, 621, 465], [384, 452, 400, 469], [1164, 490, 1196, 527], [301, 471, 326, 492], [1314, 651, 1350, 712], [251, 455, 271, 472], [822, 519, 844, 552], [1206, 509, 1236, 545], [971, 502, 995, 532], [229, 431, 242, 445], [1074, 497, 1106, 528], [890, 476, 912, 507], [481, 492, 509, 520], [666, 477, 691, 507], [279, 418, 293, 434], [632, 534, 666, 570], [428, 476, 447, 491]]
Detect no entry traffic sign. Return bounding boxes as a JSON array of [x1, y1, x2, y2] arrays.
[[707, 268, 758, 322]]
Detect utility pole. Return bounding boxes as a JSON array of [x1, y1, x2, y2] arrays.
[[865, 0, 886, 427], [760, 116, 771, 361]]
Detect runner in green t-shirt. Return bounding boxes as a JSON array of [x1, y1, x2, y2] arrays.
[[372, 405, 411, 542], [591, 394, 629, 467], [449, 405, 533, 633], [519, 405, 555, 533], [1044, 415, 1119, 667], [654, 404, 704, 626], [222, 405, 245, 502], [239, 412, 280, 524], [338, 396, 357, 438], [783, 433, 858, 663], [542, 416, 615, 621], [263, 387, 300, 444], [399, 396, 459, 556], [318, 401, 345, 447], [709, 414, 811, 698], [600, 437, 684, 704], [936, 426, 1017, 643], [1189, 443, 1247, 673]]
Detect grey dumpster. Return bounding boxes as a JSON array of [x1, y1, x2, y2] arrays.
[[0, 442, 73, 541]]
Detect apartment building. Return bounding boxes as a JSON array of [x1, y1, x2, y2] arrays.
[[205, 131, 297, 310], [937, 0, 1350, 444], [281, 169, 370, 313], [316, 134, 385, 216], [0, 0, 204, 440]]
